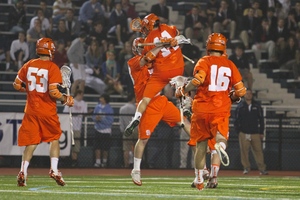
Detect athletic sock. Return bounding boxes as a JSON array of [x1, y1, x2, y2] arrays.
[[20, 161, 29, 175], [51, 157, 59, 174], [210, 164, 220, 177], [133, 157, 141, 171]]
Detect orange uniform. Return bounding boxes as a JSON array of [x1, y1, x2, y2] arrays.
[[127, 55, 181, 139], [190, 55, 243, 143], [16, 58, 63, 146], [142, 24, 184, 99]]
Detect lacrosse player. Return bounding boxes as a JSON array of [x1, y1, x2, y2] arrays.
[[124, 13, 184, 136], [128, 37, 191, 186], [14, 38, 74, 187], [175, 33, 246, 190]]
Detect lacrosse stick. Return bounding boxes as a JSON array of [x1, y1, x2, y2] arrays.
[[137, 35, 192, 47], [183, 54, 195, 64], [60, 65, 74, 146], [169, 76, 189, 127]]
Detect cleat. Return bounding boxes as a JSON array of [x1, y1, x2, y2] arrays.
[[49, 169, 66, 186], [131, 169, 142, 186], [195, 182, 204, 191], [124, 118, 140, 137], [203, 169, 210, 180], [214, 143, 230, 166], [206, 176, 218, 188], [259, 170, 268, 175], [243, 168, 249, 174], [191, 182, 196, 188], [17, 171, 27, 187]]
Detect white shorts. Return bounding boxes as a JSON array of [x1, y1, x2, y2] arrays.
[[70, 63, 86, 81]]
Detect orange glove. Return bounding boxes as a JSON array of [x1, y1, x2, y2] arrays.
[[62, 95, 74, 107], [175, 86, 185, 98], [159, 37, 178, 47]]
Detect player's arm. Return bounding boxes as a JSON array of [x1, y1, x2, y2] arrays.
[[175, 70, 206, 98], [49, 83, 74, 106], [229, 81, 247, 103], [140, 46, 164, 66], [13, 76, 26, 92]]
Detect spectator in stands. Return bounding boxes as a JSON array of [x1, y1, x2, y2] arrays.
[[150, 0, 169, 24], [274, 18, 290, 61], [102, 42, 116, 61], [121, 0, 138, 19], [85, 39, 107, 95], [52, 0, 73, 25], [30, 8, 52, 37], [52, 39, 68, 68], [63, 89, 88, 167], [52, 19, 72, 47], [101, 0, 115, 28], [79, 0, 105, 33], [229, 44, 254, 90], [280, 49, 300, 80], [0, 43, 11, 71], [9, 31, 29, 70], [8, 0, 26, 33], [234, 89, 268, 176], [295, 29, 300, 49], [285, 11, 298, 37], [292, 2, 300, 28], [251, 18, 276, 62], [243, 0, 263, 18], [239, 7, 260, 49], [36, 0, 52, 22], [278, 36, 298, 66], [265, 7, 278, 31], [63, 8, 82, 40], [213, 0, 236, 40], [101, 50, 123, 94], [117, 41, 134, 90], [67, 31, 87, 95], [107, 2, 133, 46], [92, 93, 114, 168], [89, 20, 108, 48], [259, 0, 279, 16], [184, 5, 210, 45], [119, 93, 138, 168], [26, 18, 45, 59], [206, 0, 219, 29]]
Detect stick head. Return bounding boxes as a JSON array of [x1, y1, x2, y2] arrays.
[[130, 18, 142, 32], [169, 76, 188, 88], [60, 65, 72, 88], [175, 35, 192, 45]]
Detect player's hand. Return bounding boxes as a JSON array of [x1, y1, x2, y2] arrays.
[[175, 86, 185, 98], [229, 90, 241, 104], [62, 95, 74, 107], [159, 37, 178, 47]]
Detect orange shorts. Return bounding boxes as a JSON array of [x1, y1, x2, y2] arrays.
[[143, 67, 184, 99], [138, 95, 181, 139], [18, 113, 62, 146], [190, 112, 230, 145]]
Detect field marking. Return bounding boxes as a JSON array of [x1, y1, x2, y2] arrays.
[[0, 189, 277, 200]]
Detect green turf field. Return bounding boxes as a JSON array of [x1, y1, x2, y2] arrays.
[[0, 175, 299, 200]]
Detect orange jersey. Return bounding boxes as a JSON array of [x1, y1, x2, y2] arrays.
[[192, 55, 242, 114], [17, 58, 62, 116], [144, 24, 184, 71], [127, 55, 150, 103]]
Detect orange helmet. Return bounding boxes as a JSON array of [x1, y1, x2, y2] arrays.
[[141, 13, 160, 35], [206, 33, 227, 54], [36, 37, 55, 58], [132, 37, 144, 55]]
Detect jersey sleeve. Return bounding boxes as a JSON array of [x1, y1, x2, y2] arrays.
[[229, 60, 243, 86], [49, 63, 63, 85]]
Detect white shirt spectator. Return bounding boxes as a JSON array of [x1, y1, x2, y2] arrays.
[[52, 0, 73, 18], [10, 38, 29, 62], [30, 16, 51, 31]]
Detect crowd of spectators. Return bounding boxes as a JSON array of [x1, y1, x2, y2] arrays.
[[2, 0, 300, 95]]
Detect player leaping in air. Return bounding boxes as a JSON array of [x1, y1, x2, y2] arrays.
[[124, 13, 184, 137]]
